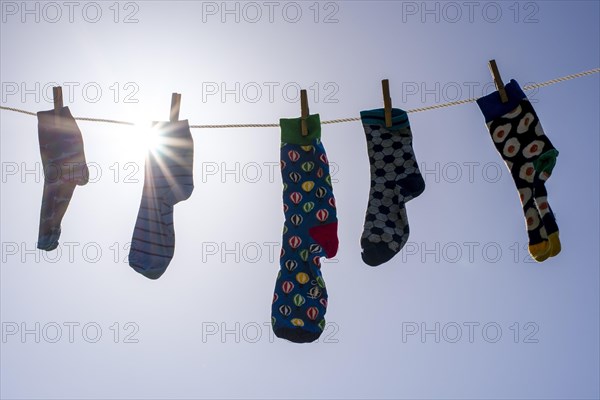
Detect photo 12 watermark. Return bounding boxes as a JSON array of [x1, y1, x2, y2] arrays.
[[200, 81, 339, 104], [1, 81, 140, 105], [2, 161, 141, 185], [400, 241, 541, 264], [1, 321, 140, 344], [398, 81, 540, 105], [1, 2, 140, 24], [200, 161, 341, 184], [401, 321, 539, 344], [201, 321, 340, 343], [2, 241, 127, 264], [200, 1, 340, 24], [200, 241, 339, 264], [399, 1, 540, 24]]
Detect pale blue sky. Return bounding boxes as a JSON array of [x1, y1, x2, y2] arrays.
[[1, 1, 599, 399]]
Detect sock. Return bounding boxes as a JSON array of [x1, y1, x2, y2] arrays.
[[271, 114, 338, 343], [36, 107, 88, 251], [359, 108, 425, 266], [129, 120, 194, 279], [477, 80, 560, 262]]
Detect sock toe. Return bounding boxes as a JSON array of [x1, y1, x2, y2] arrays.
[[548, 232, 561, 257], [37, 227, 61, 251], [361, 240, 397, 266], [529, 240, 551, 262], [37, 240, 59, 251], [274, 326, 322, 343], [129, 261, 168, 280]]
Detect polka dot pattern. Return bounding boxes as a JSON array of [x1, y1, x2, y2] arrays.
[[483, 98, 559, 255], [272, 136, 338, 343]]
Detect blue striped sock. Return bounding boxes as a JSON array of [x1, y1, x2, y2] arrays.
[[129, 120, 194, 279]]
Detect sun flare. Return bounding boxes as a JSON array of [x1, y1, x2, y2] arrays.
[[135, 123, 162, 152], [124, 115, 164, 156]]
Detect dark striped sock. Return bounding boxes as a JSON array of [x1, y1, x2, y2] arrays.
[[129, 120, 194, 279]]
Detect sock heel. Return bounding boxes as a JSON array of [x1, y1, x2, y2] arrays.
[[309, 221, 339, 258], [399, 174, 425, 201]]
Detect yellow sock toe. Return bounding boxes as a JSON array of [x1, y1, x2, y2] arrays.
[[529, 241, 551, 262], [548, 232, 561, 257]]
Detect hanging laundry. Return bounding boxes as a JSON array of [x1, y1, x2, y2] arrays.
[[271, 114, 338, 343], [36, 107, 89, 251], [477, 80, 560, 262], [359, 108, 425, 266], [128, 120, 194, 279]]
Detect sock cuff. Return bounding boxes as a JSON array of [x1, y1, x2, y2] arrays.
[[280, 114, 321, 145], [151, 120, 191, 138], [476, 79, 528, 122], [360, 108, 409, 129], [37, 106, 76, 124]]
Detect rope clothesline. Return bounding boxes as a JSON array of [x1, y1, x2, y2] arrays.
[[1, 68, 598, 129]]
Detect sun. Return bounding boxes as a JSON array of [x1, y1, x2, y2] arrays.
[[132, 121, 161, 153], [118, 113, 164, 158]]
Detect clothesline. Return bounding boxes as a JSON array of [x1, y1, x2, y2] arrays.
[[1, 67, 598, 129]]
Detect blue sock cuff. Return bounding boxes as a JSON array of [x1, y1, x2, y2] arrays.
[[476, 79, 527, 122], [360, 108, 409, 129]]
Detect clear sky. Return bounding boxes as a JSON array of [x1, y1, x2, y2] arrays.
[[1, 1, 599, 399]]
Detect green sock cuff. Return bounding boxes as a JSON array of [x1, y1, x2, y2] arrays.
[[534, 149, 559, 174], [280, 114, 321, 145]]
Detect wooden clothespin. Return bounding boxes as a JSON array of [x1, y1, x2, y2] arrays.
[[170, 92, 181, 122], [382, 79, 392, 128], [300, 89, 309, 136], [53, 86, 63, 113], [488, 59, 508, 103]]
